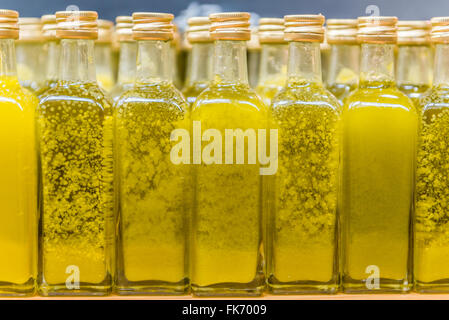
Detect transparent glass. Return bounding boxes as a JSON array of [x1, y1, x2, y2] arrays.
[[248, 47, 261, 88], [36, 40, 60, 96], [37, 39, 114, 296], [415, 43, 449, 292], [95, 42, 115, 91], [191, 40, 266, 296], [326, 43, 360, 104], [342, 43, 417, 293], [182, 42, 213, 106], [0, 38, 38, 296], [256, 43, 288, 105], [267, 41, 340, 294], [170, 42, 182, 89], [115, 40, 189, 295], [110, 41, 137, 102], [16, 41, 46, 93], [396, 44, 432, 108]]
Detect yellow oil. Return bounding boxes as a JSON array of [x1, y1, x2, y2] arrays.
[[191, 82, 267, 296], [115, 81, 189, 294], [36, 79, 58, 97], [415, 86, 449, 291], [256, 76, 286, 106], [37, 81, 114, 295], [182, 81, 209, 106], [342, 82, 417, 292], [398, 83, 430, 110], [0, 75, 37, 296], [267, 81, 340, 293]]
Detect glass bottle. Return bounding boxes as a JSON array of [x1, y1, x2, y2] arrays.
[[170, 25, 182, 89], [37, 11, 114, 296], [326, 19, 359, 104], [0, 9, 38, 296], [115, 12, 189, 295], [36, 14, 60, 96], [320, 31, 330, 87], [95, 19, 115, 91], [415, 17, 449, 292], [267, 14, 340, 294], [248, 26, 260, 88], [110, 16, 136, 102], [17, 17, 45, 93], [342, 16, 417, 293], [255, 18, 288, 105], [182, 17, 213, 106], [396, 20, 432, 108], [191, 12, 267, 296]]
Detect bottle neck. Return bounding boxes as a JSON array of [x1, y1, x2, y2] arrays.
[[16, 41, 45, 82], [45, 40, 60, 81], [360, 43, 395, 87], [213, 40, 248, 85], [287, 41, 322, 84], [327, 43, 360, 86], [258, 43, 288, 85], [95, 42, 113, 76], [0, 38, 17, 77], [117, 41, 137, 84], [433, 44, 449, 87], [136, 40, 171, 83], [396, 44, 431, 86], [59, 39, 96, 82], [186, 42, 213, 86]]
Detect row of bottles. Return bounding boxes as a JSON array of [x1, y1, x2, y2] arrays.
[[0, 8, 448, 297]]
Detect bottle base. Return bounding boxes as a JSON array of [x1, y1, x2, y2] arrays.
[[191, 284, 265, 297], [38, 281, 112, 296], [415, 280, 449, 293], [115, 278, 189, 295], [267, 275, 338, 295], [342, 276, 411, 294], [0, 278, 35, 297]]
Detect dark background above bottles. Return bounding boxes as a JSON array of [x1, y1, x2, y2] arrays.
[[2, 0, 445, 29]]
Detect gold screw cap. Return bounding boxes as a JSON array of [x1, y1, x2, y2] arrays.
[[326, 19, 358, 44], [187, 17, 211, 43], [0, 9, 19, 39], [258, 17, 285, 44], [431, 17, 449, 43], [115, 16, 133, 41], [397, 20, 430, 44], [209, 12, 251, 41], [132, 12, 174, 41], [284, 14, 325, 42], [357, 16, 398, 44], [56, 11, 98, 40]]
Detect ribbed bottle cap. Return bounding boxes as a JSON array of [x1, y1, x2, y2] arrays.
[[431, 17, 449, 43], [97, 19, 113, 43], [209, 12, 251, 41], [18, 17, 43, 41], [357, 16, 397, 44], [132, 12, 174, 41], [56, 11, 98, 40], [41, 14, 57, 40], [397, 20, 430, 44], [187, 17, 211, 43], [0, 9, 19, 39], [258, 17, 285, 44], [326, 19, 358, 44], [115, 16, 133, 41], [284, 14, 325, 42]]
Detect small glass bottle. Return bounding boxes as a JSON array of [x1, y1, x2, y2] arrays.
[[182, 17, 213, 106], [415, 17, 449, 292], [396, 20, 432, 107], [115, 12, 189, 295], [191, 12, 267, 296], [36, 14, 60, 96], [320, 31, 330, 86], [170, 25, 183, 89], [255, 18, 288, 105], [95, 19, 115, 91], [267, 14, 340, 294], [342, 16, 417, 293], [247, 27, 261, 88], [110, 16, 136, 102], [0, 9, 38, 296], [17, 17, 45, 93], [325, 19, 359, 104], [37, 11, 114, 296]]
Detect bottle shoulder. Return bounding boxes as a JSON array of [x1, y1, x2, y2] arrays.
[[419, 86, 449, 115], [0, 77, 38, 110]]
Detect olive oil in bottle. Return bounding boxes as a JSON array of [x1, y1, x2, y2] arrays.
[[342, 16, 417, 293], [255, 18, 288, 105], [37, 11, 114, 296], [36, 14, 60, 96], [267, 14, 340, 294], [396, 21, 432, 107], [17, 17, 45, 93], [191, 12, 267, 296], [325, 19, 359, 104], [110, 16, 136, 102], [415, 17, 449, 292], [0, 9, 38, 296], [182, 17, 213, 106], [115, 12, 189, 295]]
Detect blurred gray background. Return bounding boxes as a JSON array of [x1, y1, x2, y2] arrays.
[[2, 0, 447, 29]]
